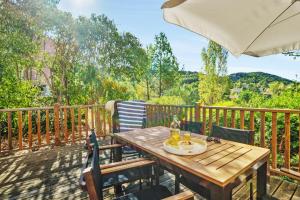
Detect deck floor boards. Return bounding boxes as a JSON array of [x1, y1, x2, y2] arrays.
[[0, 144, 298, 200]]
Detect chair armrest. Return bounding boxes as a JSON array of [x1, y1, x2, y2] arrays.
[[101, 159, 155, 175], [101, 158, 149, 170], [162, 191, 194, 200], [99, 143, 122, 151]]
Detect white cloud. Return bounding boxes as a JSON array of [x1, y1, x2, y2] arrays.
[[58, 0, 101, 16]]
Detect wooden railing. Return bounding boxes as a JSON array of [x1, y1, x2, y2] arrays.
[[146, 103, 300, 180], [0, 104, 111, 154], [2, 102, 300, 181]]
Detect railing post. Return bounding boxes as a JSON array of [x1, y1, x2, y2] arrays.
[[7, 111, 12, 150], [195, 103, 200, 122], [284, 113, 291, 169], [54, 103, 60, 145], [271, 112, 277, 169]]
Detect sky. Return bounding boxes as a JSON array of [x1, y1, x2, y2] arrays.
[[58, 0, 300, 80]]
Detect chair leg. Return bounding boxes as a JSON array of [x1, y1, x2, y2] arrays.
[[155, 165, 160, 186], [249, 181, 253, 200], [175, 174, 180, 194]]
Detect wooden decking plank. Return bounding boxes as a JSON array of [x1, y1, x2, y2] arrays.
[[291, 185, 300, 200], [272, 180, 297, 200]]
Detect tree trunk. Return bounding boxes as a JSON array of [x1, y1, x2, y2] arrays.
[[146, 78, 150, 100]]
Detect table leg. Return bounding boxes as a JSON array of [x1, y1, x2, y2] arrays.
[[210, 185, 232, 200], [257, 161, 267, 200]]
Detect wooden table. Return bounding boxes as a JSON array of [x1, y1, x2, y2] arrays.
[[115, 126, 270, 200]]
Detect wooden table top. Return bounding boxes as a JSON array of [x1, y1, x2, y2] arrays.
[[115, 126, 270, 187]]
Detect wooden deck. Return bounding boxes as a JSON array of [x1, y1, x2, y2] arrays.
[[0, 144, 299, 200]]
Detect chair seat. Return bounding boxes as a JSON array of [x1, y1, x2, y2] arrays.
[[113, 185, 173, 200], [122, 146, 139, 155], [103, 165, 152, 188]]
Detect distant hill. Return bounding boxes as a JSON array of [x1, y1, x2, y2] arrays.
[[229, 72, 293, 85], [180, 71, 293, 85]]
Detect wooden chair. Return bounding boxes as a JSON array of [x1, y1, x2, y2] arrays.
[[80, 131, 156, 195], [112, 100, 147, 156], [180, 121, 204, 135], [83, 145, 194, 200], [179, 125, 255, 199], [210, 125, 254, 145]]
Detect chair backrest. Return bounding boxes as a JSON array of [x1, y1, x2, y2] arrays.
[[113, 100, 147, 133], [181, 121, 203, 134], [83, 144, 103, 200], [211, 125, 254, 145]]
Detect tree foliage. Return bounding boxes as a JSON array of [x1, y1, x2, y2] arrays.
[[199, 41, 230, 105]]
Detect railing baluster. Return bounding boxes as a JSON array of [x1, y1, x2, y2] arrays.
[[231, 110, 235, 128], [298, 114, 300, 172], [103, 108, 106, 136], [96, 107, 101, 137], [108, 110, 112, 133], [71, 108, 75, 144], [18, 111, 23, 150], [54, 103, 60, 144], [189, 106, 193, 122], [271, 112, 277, 169], [7, 111, 12, 150], [216, 109, 220, 126], [28, 111, 32, 149], [91, 106, 95, 129], [260, 112, 265, 147], [85, 108, 89, 137], [46, 110, 50, 145], [37, 110, 41, 147], [208, 108, 213, 132], [78, 107, 82, 142], [284, 113, 291, 169], [240, 110, 245, 129], [195, 103, 200, 122], [250, 111, 255, 131], [223, 109, 227, 127], [202, 107, 206, 135], [64, 108, 68, 143]]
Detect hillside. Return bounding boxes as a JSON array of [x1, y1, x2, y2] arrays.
[[229, 72, 293, 85]]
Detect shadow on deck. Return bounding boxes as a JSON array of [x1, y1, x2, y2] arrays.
[[0, 145, 299, 200]]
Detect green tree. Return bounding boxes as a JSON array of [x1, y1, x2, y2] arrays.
[[199, 41, 229, 105], [152, 32, 179, 97]]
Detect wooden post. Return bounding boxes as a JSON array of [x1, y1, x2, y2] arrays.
[[202, 107, 206, 135], [189, 106, 193, 122], [250, 111, 255, 131], [64, 107, 68, 143], [208, 108, 213, 132], [7, 112, 12, 150], [231, 110, 235, 128], [71, 108, 75, 143], [78, 107, 82, 141], [216, 109, 220, 126], [28, 111, 32, 149], [37, 110, 41, 147], [91, 107, 94, 129], [223, 109, 227, 127], [284, 113, 291, 169], [271, 112, 277, 169], [54, 103, 60, 145], [195, 103, 200, 122], [85, 107, 89, 137], [240, 110, 245, 129], [260, 112, 265, 148], [18, 111, 23, 150], [46, 110, 50, 145], [103, 109, 106, 136]]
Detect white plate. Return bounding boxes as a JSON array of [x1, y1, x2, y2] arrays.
[[163, 139, 207, 156]]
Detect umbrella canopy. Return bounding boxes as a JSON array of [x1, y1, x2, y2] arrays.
[[162, 0, 300, 57]]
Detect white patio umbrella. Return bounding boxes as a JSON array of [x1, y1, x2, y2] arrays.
[[162, 0, 300, 57]]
